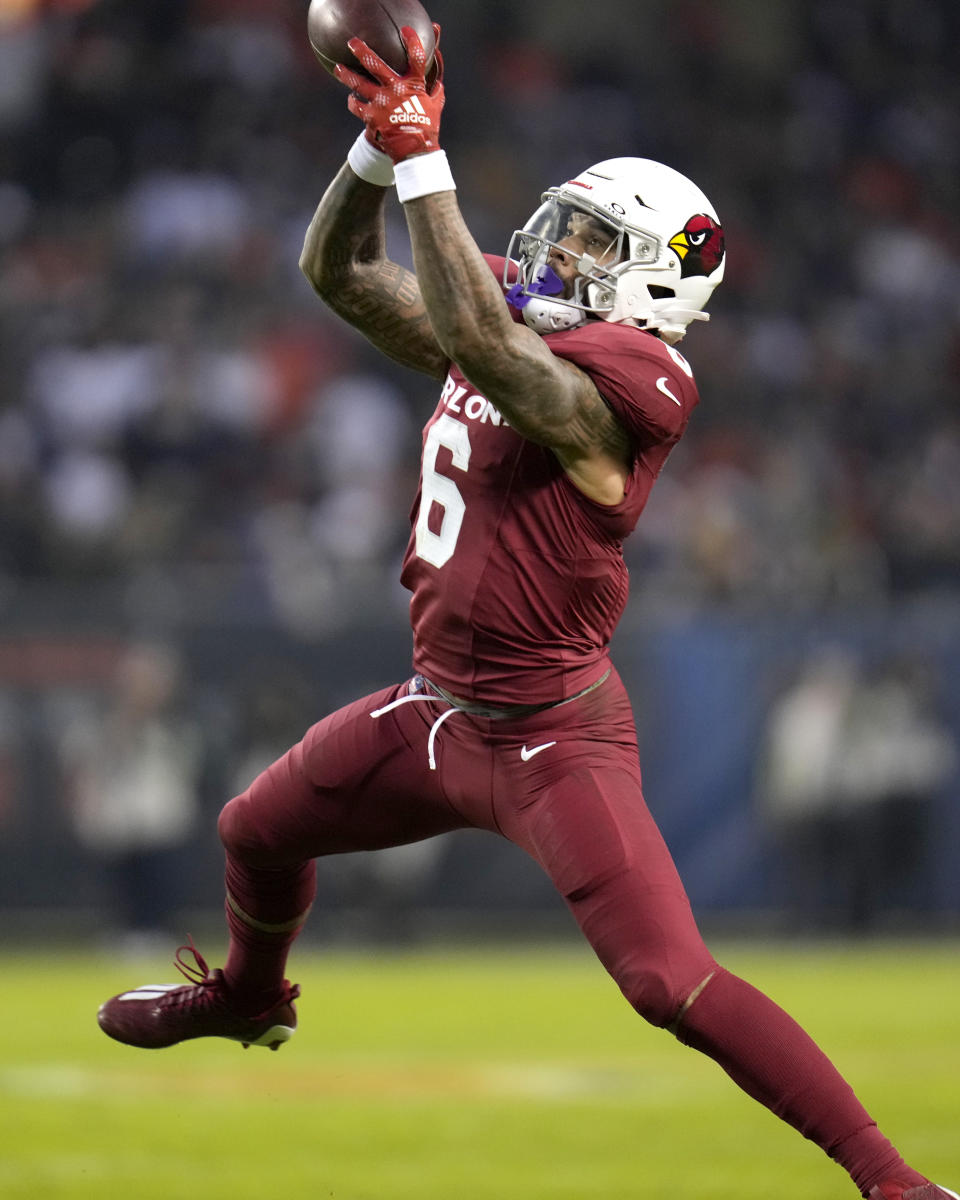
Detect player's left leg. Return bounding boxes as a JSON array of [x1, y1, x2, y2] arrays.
[[98, 680, 469, 1050], [492, 673, 948, 1198], [215, 682, 469, 1015]]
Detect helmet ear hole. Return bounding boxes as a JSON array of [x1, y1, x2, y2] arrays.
[[648, 286, 675, 299]]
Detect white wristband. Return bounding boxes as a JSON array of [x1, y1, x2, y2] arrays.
[[394, 150, 456, 204], [346, 132, 395, 187]]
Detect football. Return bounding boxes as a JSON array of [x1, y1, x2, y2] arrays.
[[307, 0, 436, 81]]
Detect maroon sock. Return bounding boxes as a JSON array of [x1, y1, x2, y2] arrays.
[[676, 968, 924, 1195], [221, 854, 317, 1012]]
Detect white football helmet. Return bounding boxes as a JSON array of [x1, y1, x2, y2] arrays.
[[504, 157, 725, 343]]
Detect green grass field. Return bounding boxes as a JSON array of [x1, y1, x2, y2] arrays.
[[0, 938, 957, 1199]]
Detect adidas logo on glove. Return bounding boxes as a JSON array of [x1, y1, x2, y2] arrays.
[[390, 96, 432, 125]]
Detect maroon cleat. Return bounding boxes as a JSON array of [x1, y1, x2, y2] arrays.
[[97, 939, 299, 1051], [868, 1185, 959, 1200]]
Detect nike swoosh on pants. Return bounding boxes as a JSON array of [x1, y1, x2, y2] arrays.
[[520, 741, 557, 761]]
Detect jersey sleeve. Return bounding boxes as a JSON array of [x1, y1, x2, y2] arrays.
[[482, 253, 514, 288], [546, 324, 700, 447], [484, 252, 698, 444], [483, 253, 525, 324]]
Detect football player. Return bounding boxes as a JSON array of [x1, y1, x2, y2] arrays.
[[98, 25, 954, 1200]]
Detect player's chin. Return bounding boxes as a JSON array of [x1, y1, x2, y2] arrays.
[[549, 277, 576, 302]]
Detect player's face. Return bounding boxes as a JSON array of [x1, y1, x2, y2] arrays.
[[548, 212, 620, 297]]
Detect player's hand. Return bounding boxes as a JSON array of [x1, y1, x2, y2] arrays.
[[334, 23, 445, 163]]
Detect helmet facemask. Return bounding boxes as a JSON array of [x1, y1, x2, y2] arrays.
[[505, 194, 647, 333]]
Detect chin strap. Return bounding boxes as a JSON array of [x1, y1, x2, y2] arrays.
[[646, 301, 710, 344], [520, 296, 587, 334]]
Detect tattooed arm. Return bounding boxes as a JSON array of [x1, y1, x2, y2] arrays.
[[299, 164, 449, 380], [402, 191, 632, 505]]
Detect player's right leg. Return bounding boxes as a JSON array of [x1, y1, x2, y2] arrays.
[[97, 680, 468, 1050], [509, 757, 956, 1197], [493, 672, 954, 1199]]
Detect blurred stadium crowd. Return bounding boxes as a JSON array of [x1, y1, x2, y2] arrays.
[[1, 0, 958, 633], [1, 0, 959, 935]]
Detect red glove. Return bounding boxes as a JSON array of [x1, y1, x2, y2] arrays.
[[335, 24, 445, 163]]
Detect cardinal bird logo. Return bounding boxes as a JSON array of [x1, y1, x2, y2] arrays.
[[668, 214, 725, 277]]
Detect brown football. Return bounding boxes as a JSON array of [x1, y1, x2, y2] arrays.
[[307, 0, 436, 81]]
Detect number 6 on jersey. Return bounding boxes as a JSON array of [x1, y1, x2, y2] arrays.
[[415, 413, 471, 568]]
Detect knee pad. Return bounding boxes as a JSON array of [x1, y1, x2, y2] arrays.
[[617, 957, 687, 1028], [614, 949, 721, 1029], [217, 793, 269, 863], [218, 790, 315, 871]]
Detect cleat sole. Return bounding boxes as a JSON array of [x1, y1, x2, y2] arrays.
[[238, 1023, 295, 1050]]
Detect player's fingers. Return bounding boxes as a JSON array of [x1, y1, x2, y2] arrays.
[[346, 36, 398, 83], [425, 23, 443, 91], [333, 62, 372, 94], [428, 46, 444, 92], [399, 25, 426, 74], [345, 92, 369, 121]]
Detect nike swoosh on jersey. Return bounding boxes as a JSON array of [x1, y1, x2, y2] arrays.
[[520, 741, 557, 761], [656, 376, 682, 407]]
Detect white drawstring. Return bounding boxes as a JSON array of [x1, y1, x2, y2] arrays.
[[425, 705, 459, 770], [371, 668, 610, 771], [369, 694, 435, 719], [369, 692, 458, 771]]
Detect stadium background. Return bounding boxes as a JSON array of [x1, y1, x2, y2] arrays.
[[0, 0, 959, 942]]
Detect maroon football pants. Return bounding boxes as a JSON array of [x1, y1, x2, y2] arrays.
[[217, 669, 913, 1194], [220, 669, 717, 1023]]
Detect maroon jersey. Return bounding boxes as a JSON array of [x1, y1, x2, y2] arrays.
[[399, 254, 700, 705]]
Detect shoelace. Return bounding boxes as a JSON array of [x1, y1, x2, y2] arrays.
[[152, 937, 221, 1010], [370, 693, 459, 770], [173, 936, 213, 986], [166, 936, 302, 1017]]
